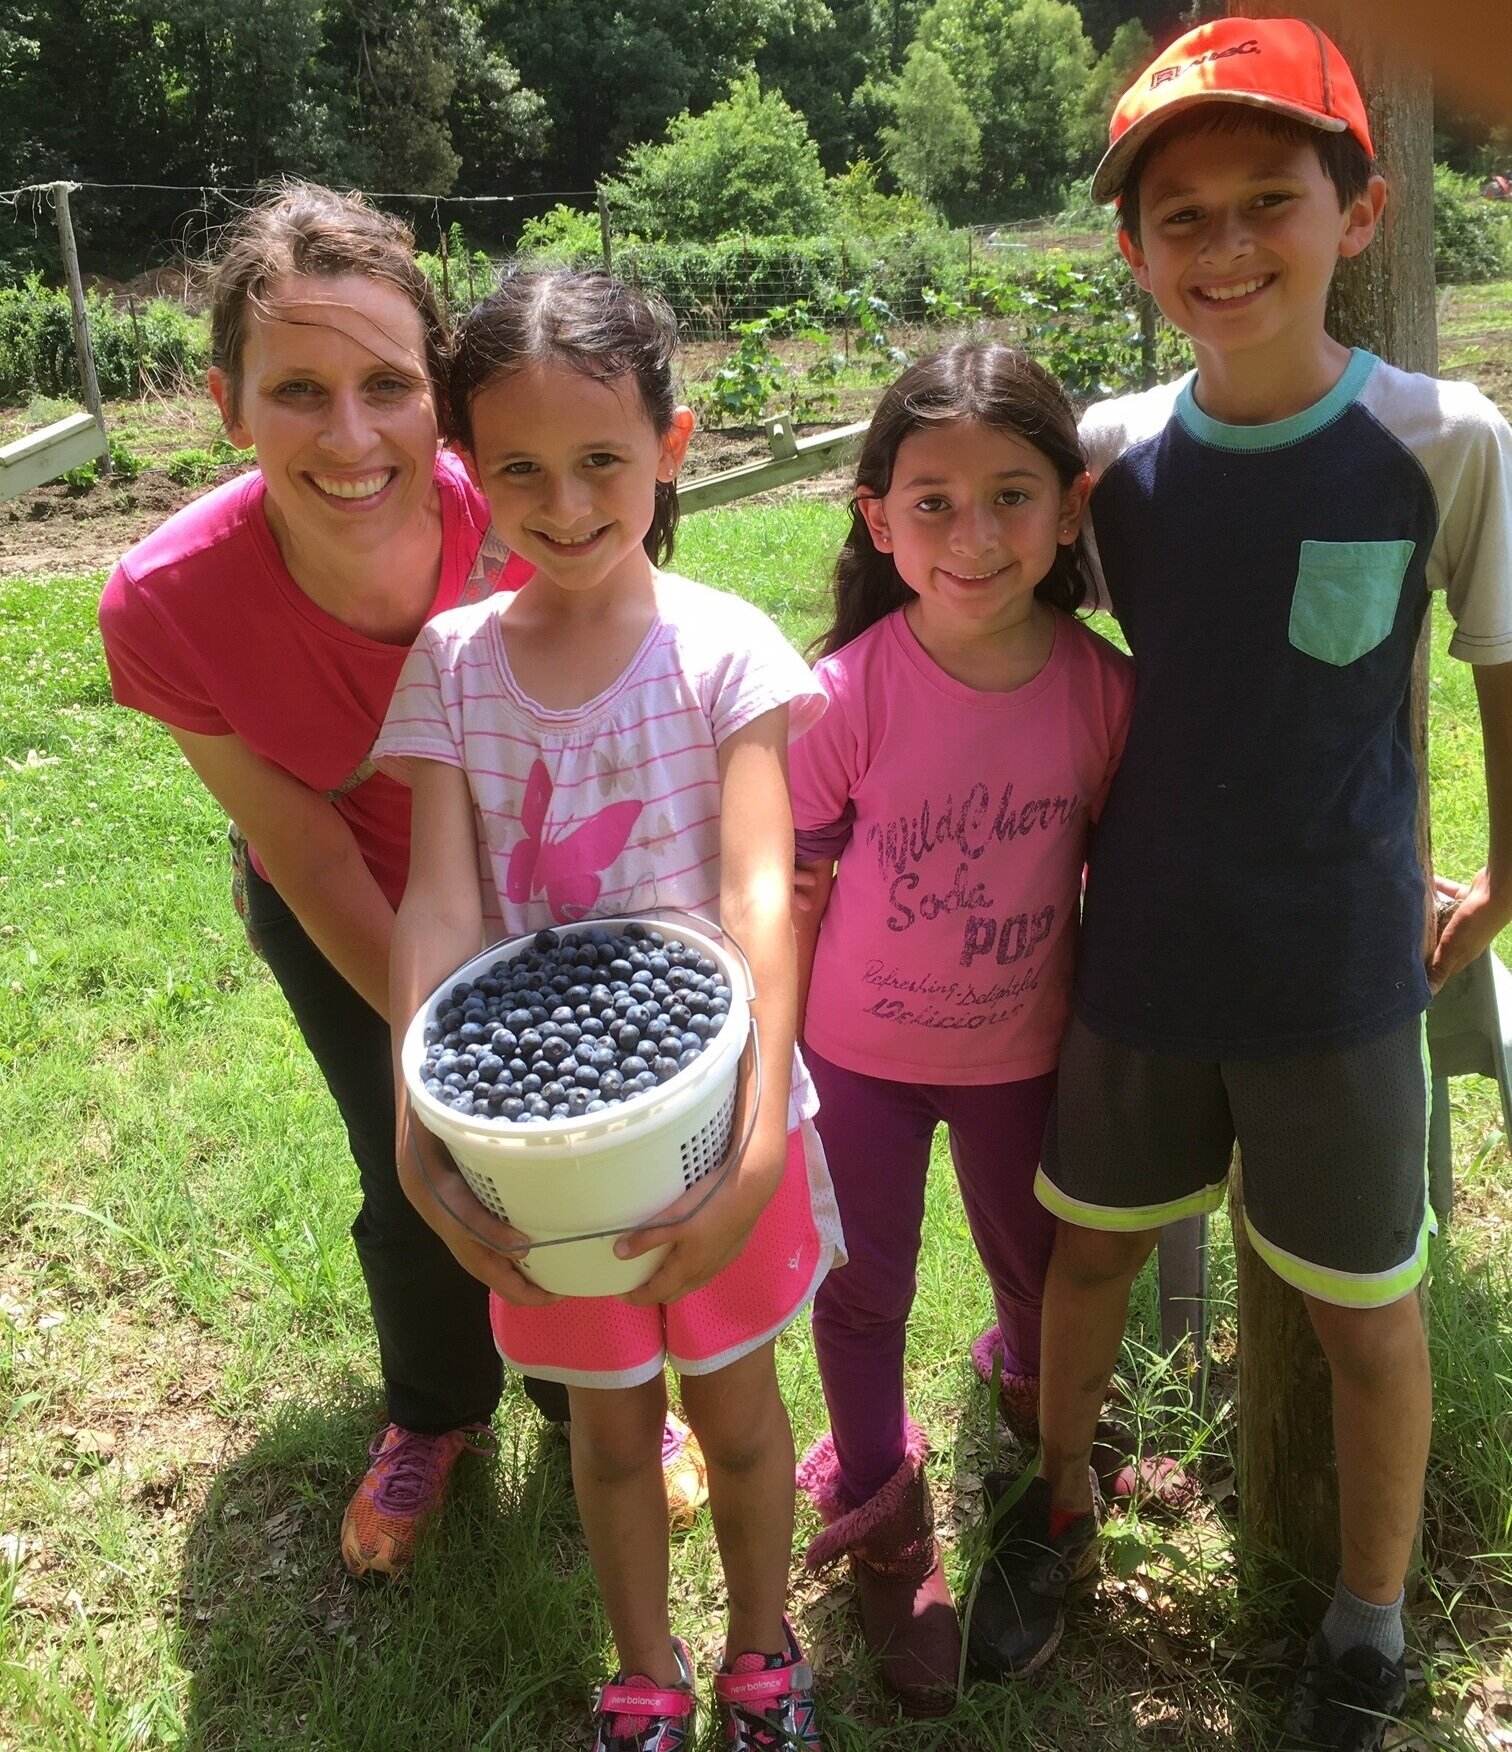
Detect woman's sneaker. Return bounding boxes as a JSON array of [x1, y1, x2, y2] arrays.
[[713, 1618, 822, 1750], [965, 1473, 1100, 1678], [662, 1413, 709, 1534], [592, 1638, 697, 1751], [1280, 1633, 1407, 1751], [340, 1422, 496, 1578]]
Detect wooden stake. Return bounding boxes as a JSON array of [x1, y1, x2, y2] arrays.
[[597, 187, 613, 274], [52, 182, 109, 475]]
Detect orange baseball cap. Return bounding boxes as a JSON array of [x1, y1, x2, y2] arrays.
[[1091, 16, 1374, 204]]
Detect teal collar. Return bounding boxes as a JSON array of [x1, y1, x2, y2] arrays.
[[1176, 349, 1379, 451]]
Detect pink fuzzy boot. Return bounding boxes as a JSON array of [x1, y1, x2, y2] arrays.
[[798, 1423, 960, 1717], [970, 1324, 1041, 1438]]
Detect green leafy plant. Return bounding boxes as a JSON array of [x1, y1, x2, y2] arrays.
[[164, 441, 238, 487], [107, 435, 143, 481], [1434, 163, 1512, 284]]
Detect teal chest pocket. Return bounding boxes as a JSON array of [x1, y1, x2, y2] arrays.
[[1288, 539, 1415, 666]]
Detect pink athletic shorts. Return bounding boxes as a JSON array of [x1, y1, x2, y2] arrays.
[[491, 1122, 838, 1389]]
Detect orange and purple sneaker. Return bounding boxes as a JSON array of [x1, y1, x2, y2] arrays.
[[662, 1413, 709, 1534], [713, 1619, 822, 1751], [592, 1637, 697, 1751], [339, 1421, 496, 1578]]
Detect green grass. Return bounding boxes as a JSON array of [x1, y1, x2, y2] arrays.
[[3, 508, 1511, 1748]]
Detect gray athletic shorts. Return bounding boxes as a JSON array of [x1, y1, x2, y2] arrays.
[[1036, 1014, 1432, 1307]]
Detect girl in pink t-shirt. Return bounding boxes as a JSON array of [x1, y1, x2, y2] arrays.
[[789, 345, 1133, 1713], [379, 270, 838, 1752]]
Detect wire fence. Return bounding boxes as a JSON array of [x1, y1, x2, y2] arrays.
[[1, 180, 1166, 424]]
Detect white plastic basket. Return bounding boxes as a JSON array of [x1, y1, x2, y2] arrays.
[[400, 914, 754, 1297]]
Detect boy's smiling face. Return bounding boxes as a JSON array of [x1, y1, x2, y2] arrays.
[[1119, 121, 1385, 400]]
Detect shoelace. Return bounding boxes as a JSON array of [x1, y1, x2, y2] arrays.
[[368, 1423, 495, 1515], [724, 1652, 802, 1752]]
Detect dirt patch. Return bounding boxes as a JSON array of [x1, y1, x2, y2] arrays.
[[0, 472, 213, 578], [0, 424, 850, 581]]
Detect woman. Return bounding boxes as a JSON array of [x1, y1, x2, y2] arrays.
[[98, 184, 705, 1575]]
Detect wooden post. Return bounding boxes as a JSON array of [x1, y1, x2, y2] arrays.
[[1227, 1, 1436, 1613], [597, 187, 613, 274], [52, 182, 109, 475]]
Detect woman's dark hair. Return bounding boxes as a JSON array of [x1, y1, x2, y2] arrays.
[[208, 180, 448, 426], [818, 344, 1091, 659], [448, 268, 683, 566], [1118, 106, 1376, 245]]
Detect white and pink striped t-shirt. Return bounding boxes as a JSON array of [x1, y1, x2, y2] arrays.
[[376, 572, 827, 1125]]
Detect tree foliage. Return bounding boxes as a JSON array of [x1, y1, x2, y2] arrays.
[[919, 0, 1098, 217], [880, 43, 981, 211], [603, 75, 831, 242]]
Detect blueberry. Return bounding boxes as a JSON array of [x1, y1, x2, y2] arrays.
[[505, 1008, 533, 1032], [526, 1094, 551, 1118], [680, 1031, 702, 1054], [654, 1055, 680, 1082], [616, 1023, 641, 1053], [542, 1037, 572, 1066], [690, 1015, 714, 1040], [573, 1063, 600, 1089], [581, 1016, 606, 1039], [456, 1052, 477, 1073], [477, 1053, 504, 1084], [559, 1021, 582, 1047], [592, 1044, 618, 1072], [521, 1073, 543, 1096], [508, 1056, 529, 1080], [646, 1017, 671, 1044], [501, 1096, 525, 1121], [621, 1055, 649, 1079], [678, 1049, 700, 1071], [541, 1080, 566, 1105], [608, 959, 634, 982], [600, 1068, 624, 1098], [490, 1027, 518, 1056], [423, 1077, 444, 1097], [668, 1004, 691, 1030], [443, 1073, 466, 1091], [551, 1005, 575, 1024], [518, 1029, 543, 1058], [567, 1089, 591, 1115], [423, 1021, 443, 1046], [533, 929, 557, 953], [436, 1051, 460, 1076], [585, 1098, 607, 1114]]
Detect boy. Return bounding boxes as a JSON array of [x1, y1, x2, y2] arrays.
[[967, 17, 1512, 1751]]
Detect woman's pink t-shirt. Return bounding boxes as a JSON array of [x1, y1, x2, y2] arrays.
[[98, 451, 530, 907], [791, 608, 1134, 1085]]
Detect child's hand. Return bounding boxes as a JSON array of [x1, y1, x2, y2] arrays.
[[397, 1113, 559, 1308], [1429, 868, 1510, 992], [613, 1131, 785, 1306]]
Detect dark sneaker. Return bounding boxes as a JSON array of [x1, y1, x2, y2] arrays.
[[1280, 1632, 1407, 1751], [965, 1473, 1099, 1678]]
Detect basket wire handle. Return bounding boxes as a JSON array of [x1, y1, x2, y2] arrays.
[[407, 1022, 763, 1259]]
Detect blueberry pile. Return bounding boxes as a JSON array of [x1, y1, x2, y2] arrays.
[[418, 924, 732, 1124]]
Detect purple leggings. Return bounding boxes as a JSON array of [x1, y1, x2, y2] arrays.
[[806, 1045, 1057, 1506]]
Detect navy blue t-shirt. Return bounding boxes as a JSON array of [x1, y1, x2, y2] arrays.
[[1077, 350, 1512, 1058]]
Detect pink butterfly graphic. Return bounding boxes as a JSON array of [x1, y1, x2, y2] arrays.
[[506, 759, 644, 922]]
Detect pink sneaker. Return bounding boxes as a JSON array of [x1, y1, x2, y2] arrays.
[[592, 1637, 696, 1750], [340, 1422, 496, 1578], [713, 1619, 822, 1750]]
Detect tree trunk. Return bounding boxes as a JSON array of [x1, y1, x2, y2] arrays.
[[1226, 0, 1436, 1616]]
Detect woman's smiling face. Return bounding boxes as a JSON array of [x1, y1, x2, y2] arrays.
[[209, 273, 440, 559]]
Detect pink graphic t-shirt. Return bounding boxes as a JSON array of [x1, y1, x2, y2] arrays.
[[375, 572, 828, 1124], [791, 608, 1134, 1085]]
